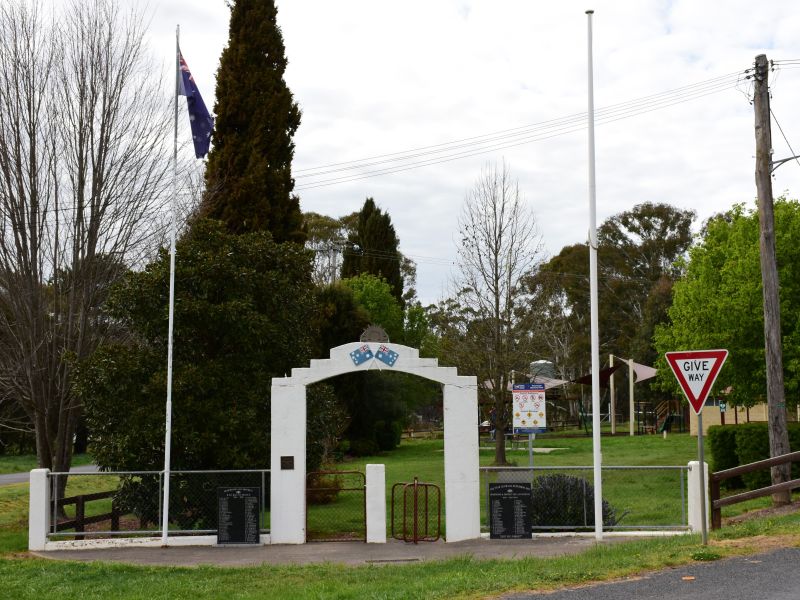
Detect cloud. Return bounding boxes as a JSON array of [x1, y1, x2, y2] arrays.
[[143, 0, 800, 304]]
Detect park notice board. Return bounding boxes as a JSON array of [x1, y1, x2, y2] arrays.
[[512, 383, 547, 434]]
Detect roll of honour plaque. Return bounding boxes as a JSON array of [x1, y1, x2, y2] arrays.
[[217, 487, 260, 545], [488, 482, 531, 539]]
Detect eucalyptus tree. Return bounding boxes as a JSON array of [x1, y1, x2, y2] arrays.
[[655, 200, 798, 502]]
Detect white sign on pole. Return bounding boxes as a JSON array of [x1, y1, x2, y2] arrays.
[[512, 383, 546, 434]]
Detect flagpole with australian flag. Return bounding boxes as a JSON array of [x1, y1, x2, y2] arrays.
[[162, 25, 215, 545]]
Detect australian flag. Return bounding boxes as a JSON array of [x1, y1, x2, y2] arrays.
[[375, 345, 399, 367], [179, 52, 214, 159], [349, 344, 374, 366]]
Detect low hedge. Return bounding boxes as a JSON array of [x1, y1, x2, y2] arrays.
[[707, 425, 742, 489], [708, 422, 800, 490]]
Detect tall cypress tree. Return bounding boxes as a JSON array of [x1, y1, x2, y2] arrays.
[[201, 0, 304, 242], [341, 198, 404, 307]]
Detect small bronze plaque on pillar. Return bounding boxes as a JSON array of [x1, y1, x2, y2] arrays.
[[280, 456, 294, 470]]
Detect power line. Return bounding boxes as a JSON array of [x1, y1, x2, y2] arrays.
[[296, 82, 736, 190], [295, 71, 746, 190], [296, 71, 741, 176]]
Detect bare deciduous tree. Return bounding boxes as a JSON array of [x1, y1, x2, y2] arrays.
[[0, 0, 170, 474], [448, 161, 542, 465]]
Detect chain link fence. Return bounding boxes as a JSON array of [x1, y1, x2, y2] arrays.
[[305, 470, 365, 542], [47, 469, 270, 540], [480, 465, 688, 532]]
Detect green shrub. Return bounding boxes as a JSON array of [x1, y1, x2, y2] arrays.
[[530, 474, 623, 529], [708, 422, 800, 491], [306, 383, 348, 472], [375, 420, 403, 451], [735, 423, 774, 489], [790, 425, 800, 459], [707, 425, 743, 489], [114, 471, 265, 530], [787, 424, 800, 481], [349, 438, 379, 457], [306, 473, 342, 505]]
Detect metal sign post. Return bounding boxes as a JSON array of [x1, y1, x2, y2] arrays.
[[527, 433, 535, 468], [697, 412, 707, 544], [665, 349, 729, 546]]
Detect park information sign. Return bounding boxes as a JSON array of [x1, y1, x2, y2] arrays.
[[512, 383, 547, 434], [488, 483, 532, 539], [217, 487, 260, 545]]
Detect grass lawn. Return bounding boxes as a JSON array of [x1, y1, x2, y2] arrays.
[[0, 434, 799, 598], [0, 514, 798, 599], [332, 432, 699, 533], [0, 453, 92, 474], [317, 433, 797, 533]]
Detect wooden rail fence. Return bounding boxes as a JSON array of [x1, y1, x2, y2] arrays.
[[710, 450, 800, 529], [55, 490, 120, 540]]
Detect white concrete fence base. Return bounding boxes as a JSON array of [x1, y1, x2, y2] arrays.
[[366, 464, 386, 543], [687, 460, 710, 533], [28, 468, 50, 551]]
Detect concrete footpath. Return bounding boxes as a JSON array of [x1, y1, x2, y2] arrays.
[[34, 535, 637, 567]]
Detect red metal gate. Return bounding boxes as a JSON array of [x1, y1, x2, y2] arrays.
[[390, 478, 441, 543]]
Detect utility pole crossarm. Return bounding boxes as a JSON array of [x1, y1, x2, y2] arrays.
[[770, 155, 800, 173]]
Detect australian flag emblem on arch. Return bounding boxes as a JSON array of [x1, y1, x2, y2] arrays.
[[350, 344, 374, 366], [376, 345, 399, 367]]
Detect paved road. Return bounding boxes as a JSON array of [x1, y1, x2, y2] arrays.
[[504, 547, 800, 600], [0, 464, 98, 486]]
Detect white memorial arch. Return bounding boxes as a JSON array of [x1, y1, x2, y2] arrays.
[[270, 342, 480, 543]]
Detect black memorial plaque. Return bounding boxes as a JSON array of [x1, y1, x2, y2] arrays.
[[488, 482, 531, 539], [217, 487, 260, 545]]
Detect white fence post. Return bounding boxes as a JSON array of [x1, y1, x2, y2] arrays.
[[687, 460, 710, 533], [28, 469, 50, 551], [366, 464, 386, 543]]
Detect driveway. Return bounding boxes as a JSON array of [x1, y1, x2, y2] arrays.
[[0, 464, 98, 486]]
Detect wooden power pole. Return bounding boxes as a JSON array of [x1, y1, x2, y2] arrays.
[[753, 53, 791, 505]]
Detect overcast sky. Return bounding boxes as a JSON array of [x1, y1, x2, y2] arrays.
[[142, 0, 800, 305]]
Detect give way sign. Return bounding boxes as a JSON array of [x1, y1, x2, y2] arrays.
[[665, 350, 729, 415]]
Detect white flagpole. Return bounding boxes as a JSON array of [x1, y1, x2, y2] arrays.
[[586, 9, 604, 541], [161, 23, 180, 546]]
